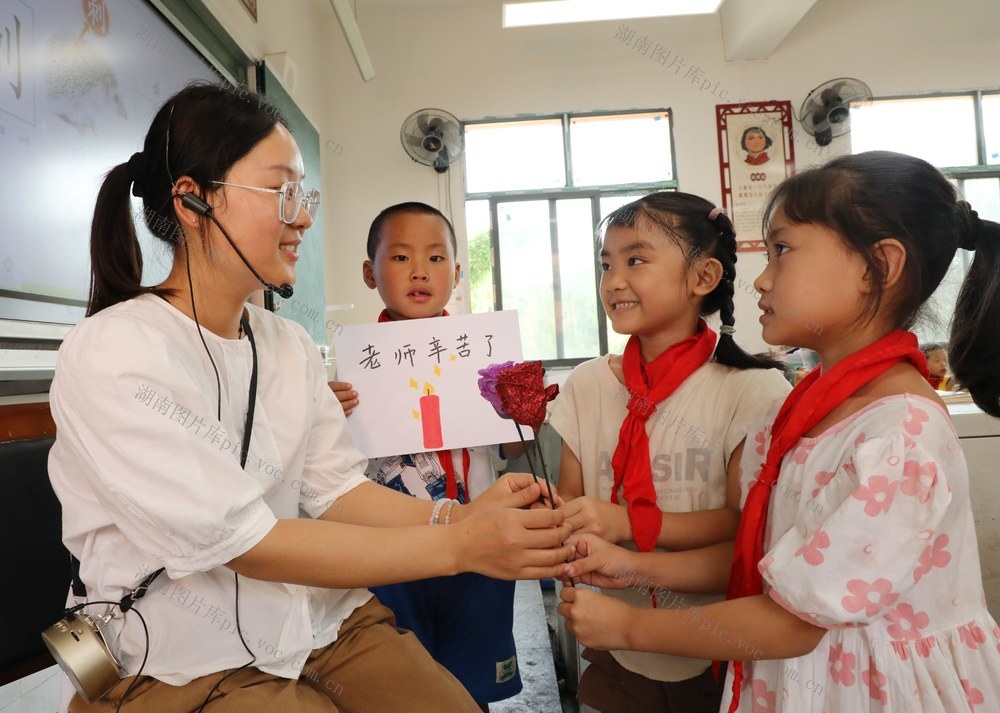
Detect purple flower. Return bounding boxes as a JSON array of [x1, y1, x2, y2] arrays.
[[477, 361, 516, 418]]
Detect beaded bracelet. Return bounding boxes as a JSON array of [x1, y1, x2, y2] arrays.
[[428, 498, 458, 525], [428, 498, 448, 525], [441, 499, 457, 525]]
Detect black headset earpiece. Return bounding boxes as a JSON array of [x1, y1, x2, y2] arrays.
[[180, 192, 212, 216]]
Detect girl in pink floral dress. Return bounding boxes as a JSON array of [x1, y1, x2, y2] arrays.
[[556, 151, 1000, 712]]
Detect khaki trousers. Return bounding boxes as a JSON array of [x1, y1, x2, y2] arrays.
[[69, 598, 481, 713]]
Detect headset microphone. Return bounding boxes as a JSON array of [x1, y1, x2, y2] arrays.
[[178, 192, 294, 299]]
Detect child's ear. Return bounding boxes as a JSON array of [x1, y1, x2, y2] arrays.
[[362, 260, 377, 290], [867, 239, 907, 293], [690, 256, 723, 297], [453, 262, 461, 289]]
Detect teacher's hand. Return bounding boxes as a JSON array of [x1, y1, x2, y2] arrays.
[[455, 506, 573, 581]]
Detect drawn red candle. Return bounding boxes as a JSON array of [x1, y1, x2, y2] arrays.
[[419, 389, 443, 449]]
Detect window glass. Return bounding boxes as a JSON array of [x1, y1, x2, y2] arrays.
[[464, 200, 493, 313], [982, 94, 1000, 165], [570, 112, 673, 187], [851, 96, 977, 167], [464, 120, 566, 193], [496, 200, 556, 360], [555, 199, 600, 359]]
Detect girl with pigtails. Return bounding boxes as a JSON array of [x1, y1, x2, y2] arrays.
[[559, 152, 1000, 712], [550, 192, 791, 712]]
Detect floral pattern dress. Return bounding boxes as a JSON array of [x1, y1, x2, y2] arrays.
[[722, 395, 1000, 713]]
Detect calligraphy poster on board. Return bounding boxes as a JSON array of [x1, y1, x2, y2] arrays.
[[333, 311, 523, 458], [716, 102, 796, 251]]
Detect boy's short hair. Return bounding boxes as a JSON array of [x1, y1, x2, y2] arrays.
[[920, 342, 947, 357], [366, 202, 458, 261]]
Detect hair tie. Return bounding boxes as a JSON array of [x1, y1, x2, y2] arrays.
[[719, 325, 736, 336], [956, 200, 981, 251], [708, 206, 724, 221], [127, 151, 145, 198]]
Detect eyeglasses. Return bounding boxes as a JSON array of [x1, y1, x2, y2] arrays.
[[209, 180, 321, 224]]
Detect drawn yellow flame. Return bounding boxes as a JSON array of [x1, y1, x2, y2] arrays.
[[423, 381, 435, 395]]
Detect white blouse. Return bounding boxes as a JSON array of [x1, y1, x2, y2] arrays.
[[723, 395, 1000, 712], [48, 293, 372, 685]]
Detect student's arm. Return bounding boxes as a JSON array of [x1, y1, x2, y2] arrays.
[[651, 439, 744, 550], [500, 440, 526, 460], [558, 440, 746, 549], [558, 588, 825, 662], [328, 381, 358, 416], [563, 532, 734, 594], [557, 440, 584, 500]]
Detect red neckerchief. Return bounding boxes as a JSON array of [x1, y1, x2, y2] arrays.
[[611, 319, 717, 553], [724, 330, 928, 711], [438, 448, 472, 504], [377, 308, 468, 501]]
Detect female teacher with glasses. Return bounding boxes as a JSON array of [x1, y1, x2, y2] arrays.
[[48, 82, 571, 713]]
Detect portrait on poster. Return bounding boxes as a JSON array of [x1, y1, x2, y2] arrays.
[[716, 102, 795, 251]]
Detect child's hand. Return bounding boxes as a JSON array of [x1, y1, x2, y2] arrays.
[[455, 507, 574, 581], [559, 495, 632, 542], [557, 586, 635, 651], [328, 381, 358, 416], [560, 533, 637, 590], [461, 472, 546, 519]]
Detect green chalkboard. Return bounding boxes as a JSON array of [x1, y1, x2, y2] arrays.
[[257, 63, 328, 345]]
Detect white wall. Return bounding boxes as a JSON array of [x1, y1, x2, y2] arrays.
[[207, 0, 1000, 354]]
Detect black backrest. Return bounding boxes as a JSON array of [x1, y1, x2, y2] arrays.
[[0, 436, 69, 685]]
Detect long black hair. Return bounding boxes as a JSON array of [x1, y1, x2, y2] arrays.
[[87, 82, 287, 316], [601, 192, 784, 371], [764, 150, 1000, 417]]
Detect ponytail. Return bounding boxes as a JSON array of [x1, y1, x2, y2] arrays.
[[86, 163, 172, 317], [950, 205, 1000, 417], [703, 209, 785, 372], [86, 82, 286, 317]]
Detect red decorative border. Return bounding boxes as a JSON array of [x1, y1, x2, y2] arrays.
[[716, 101, 795, 251]]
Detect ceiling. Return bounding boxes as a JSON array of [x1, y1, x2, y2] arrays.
[[347, 0, 821, 60], [358, 0, 499, 8]]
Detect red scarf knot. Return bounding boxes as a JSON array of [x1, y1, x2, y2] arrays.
[[610, 319, 718, 553], [626, 391, 658, 422]]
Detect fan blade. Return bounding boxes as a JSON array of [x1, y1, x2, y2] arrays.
[[815, 126, 833, 147], [820, 87, 841, 107], [405, 133, 425, 150], [416, 113, 433, 135], [828, 81, 850, 98]]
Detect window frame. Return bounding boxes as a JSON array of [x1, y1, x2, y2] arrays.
[[463, 109, 678, 367], [851, 89, 1000, 342], [853, 89, 1000, 176]]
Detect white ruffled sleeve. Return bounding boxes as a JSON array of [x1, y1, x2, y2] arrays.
[[760, 410, 955, 628]]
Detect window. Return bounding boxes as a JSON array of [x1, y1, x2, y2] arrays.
[[850, 91, 1000, 343], [464, 111, 676, 364]]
